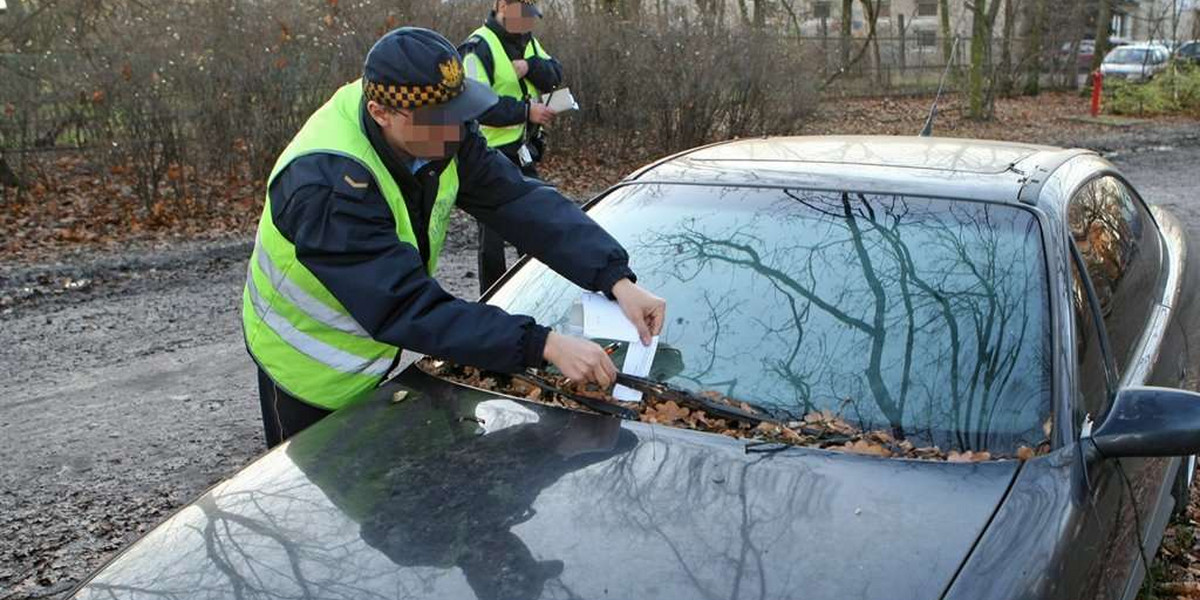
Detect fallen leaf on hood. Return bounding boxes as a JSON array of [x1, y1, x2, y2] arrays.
[[644, 400, 690, 425], [1158, 581, 1200, 595], [842, 440, 892, 457], [419, 359, 1008, 463], [947, 450, 993, 463]]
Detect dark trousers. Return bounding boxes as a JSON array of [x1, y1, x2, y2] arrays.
[[257, 368, 332, 448], [477, 159, 540, 294]]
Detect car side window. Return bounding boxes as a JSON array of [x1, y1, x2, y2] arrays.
[[1068, 175, 1162, 377], [1071, 255, 1112, 422]]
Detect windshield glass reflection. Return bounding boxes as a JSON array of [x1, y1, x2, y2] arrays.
[[491, 185, 1052, 453]]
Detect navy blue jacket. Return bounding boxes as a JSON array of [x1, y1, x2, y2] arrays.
[[266, 104, 633, 374]]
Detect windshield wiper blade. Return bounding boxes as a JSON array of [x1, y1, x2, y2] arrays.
[[515, 371, 639, 420], [614, 373, 778, 426]]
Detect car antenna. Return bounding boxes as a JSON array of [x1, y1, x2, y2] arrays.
[[920, 36, 961, 138]]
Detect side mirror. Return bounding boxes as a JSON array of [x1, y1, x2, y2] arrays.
[[1091, 387, 1200, 458]]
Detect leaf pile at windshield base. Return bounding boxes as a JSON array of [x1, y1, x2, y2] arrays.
[[417, 359, 1048, 463]]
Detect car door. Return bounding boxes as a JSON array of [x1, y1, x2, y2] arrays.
[[1184, 43, 1200, 63], [1066, 175, 1173, 600]]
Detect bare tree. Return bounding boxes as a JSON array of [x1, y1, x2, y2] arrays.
[[967, 0, 1005, 118], [753, 0, 768, 28], [999, 0, 1018, 95], [821, 0, 883, 90], [1023, 0, 1046, 95], [1091, 0, 1112, 73], [940, 0, 954, 63], [841, 0, 854, 66]]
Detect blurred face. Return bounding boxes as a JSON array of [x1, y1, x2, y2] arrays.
[[367, 100, 463, 159], [497, 0, 537, 34]]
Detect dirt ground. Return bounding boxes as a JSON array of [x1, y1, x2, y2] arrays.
[[2, 110, 1199, 599]]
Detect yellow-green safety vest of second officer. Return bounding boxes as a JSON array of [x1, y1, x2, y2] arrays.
[[242, 79, 460, 412], [464, 26, 552, 148]]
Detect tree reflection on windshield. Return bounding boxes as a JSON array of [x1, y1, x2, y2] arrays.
[[493, 185, 1051, 453]]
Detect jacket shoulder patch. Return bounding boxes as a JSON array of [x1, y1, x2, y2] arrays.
[[332, 161, 376, 200]]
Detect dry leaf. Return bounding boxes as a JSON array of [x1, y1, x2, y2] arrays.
[[419, 358, 1014, 464], [645, 401, 689, 425], [1158, 581, 1200, 595], [842, 440, 892, 457], [755, 422, 781, 435], [391, 390, 409, 404], [948, 450, 993, 463], [778, 426, 805, 443]]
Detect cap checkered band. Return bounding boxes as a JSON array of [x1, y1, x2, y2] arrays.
[[364, 58, 465, 110], [517, 0, 537, 4]]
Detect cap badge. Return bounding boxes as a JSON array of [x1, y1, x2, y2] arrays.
[[439, 59, 464, 90]]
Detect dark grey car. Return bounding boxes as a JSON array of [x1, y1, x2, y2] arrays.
[[69, 136, 1200, 600]]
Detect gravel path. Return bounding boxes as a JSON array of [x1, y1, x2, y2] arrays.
[[1, 123, 1198, 599]]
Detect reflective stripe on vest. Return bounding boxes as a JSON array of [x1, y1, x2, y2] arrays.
[[468, 26, 551, 148], [254, 238, 369, 336], [242, 80, 460, 410], [245, 266, 393, 378]]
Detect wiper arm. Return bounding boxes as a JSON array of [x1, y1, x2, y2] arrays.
[[614, 373, 779, 426], [515, 371, 639, 420]]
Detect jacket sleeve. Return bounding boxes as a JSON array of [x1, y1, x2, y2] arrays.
[[525, 55, 563, 92], [462, 37, 529, 128], [478, 98, 529, 128], [269, 154, 549, 371], [454, 124, 636, 296]]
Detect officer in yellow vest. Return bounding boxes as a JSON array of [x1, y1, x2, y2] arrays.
[[243, 28, 665, 447], [460, 0, 561, 293]]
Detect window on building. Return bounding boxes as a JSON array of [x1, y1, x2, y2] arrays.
[[916, 0, 938, 17], [917, 30, 937, 47], [877, 0, 892, 18], [813, 1, 832, 19]]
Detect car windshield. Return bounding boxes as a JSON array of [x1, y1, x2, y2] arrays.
[[1105, 48, 1154, 64], [488, 184, 1053, 454]]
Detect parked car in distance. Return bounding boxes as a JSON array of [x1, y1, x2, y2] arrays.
[[1060, 38, 1129, 73], [1178, 40, 1200, 64], [1101, 43, 1172, 81]]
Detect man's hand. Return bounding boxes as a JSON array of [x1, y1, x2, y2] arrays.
[[513, 59, 530, 79], [543, 331, 618, 387], [612, 278, 666, 346], [529, 103, 556, 126]]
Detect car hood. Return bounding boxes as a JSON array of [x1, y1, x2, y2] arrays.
[[72, 368, 1020, 600]]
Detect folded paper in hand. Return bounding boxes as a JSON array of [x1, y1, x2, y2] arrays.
[[580, 292, 658, 402], [540, 87, 579, 113]]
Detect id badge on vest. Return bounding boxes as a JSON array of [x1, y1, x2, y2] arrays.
[[517, 143, 534, 167]]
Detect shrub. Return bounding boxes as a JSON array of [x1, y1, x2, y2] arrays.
[[1, 0, 820, 211], [1107, 61, 1200, 117]]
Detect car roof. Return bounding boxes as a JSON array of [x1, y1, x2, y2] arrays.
[[631, 135, 1092, 204], [1116, 42, 1169, 50]]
